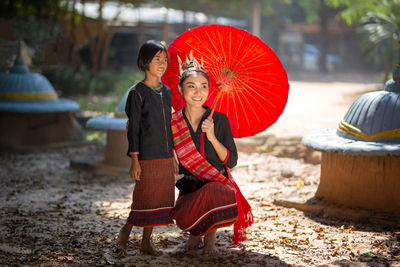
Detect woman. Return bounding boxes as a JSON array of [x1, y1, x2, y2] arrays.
[[171, 55, 253, 257]]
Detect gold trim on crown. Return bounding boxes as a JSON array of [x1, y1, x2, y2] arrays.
[[178, 51, 205, 77]]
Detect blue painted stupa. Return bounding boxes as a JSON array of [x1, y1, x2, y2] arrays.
[[84, 88, 131, 173], [302, 60, 400, 215], [86, 88, 129, 131], [0, 43, 83, 149]]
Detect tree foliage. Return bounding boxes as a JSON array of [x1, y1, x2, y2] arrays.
[[0, 0, 68, 18], [153, 0, 296, 21], [327, 0, 400, 77], [0, 0, 67, 46], [0, 1, 66, 68]]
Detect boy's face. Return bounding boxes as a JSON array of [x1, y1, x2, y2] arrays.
[[147, 50, 168, 78]]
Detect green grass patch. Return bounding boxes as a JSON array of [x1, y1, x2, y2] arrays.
[[85, 130, 107, 142]]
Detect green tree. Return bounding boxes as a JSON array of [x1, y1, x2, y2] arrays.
[[295, 0, 340, 73], [152, 0, 252, 44], [154, 0, 294, 37], [326, 0, 400, 80], [0, 0, 67, 18], [0, 0, 67, 68], [0, 0, 147, 71], [69, 0, 146, 72]]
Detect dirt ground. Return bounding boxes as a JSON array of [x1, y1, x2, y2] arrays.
[[1, 73, 399, 266]]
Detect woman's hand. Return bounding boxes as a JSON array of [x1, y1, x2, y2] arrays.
[[202, 117, 228, 162], [129, 156, 141, 181], [201, 118, 216, 143]]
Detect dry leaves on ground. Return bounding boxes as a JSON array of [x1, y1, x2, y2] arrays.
[[0, 144, 399, 266]]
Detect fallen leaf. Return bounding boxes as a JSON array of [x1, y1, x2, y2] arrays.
[[348, 225, 356, 231]]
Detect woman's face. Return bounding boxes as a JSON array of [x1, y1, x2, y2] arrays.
[[147, 50, 168, 78], [180, 73, 209, 108]]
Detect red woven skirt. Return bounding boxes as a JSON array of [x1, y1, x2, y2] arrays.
[[171, 181, 238, 236], [127, 157, 175, 227]]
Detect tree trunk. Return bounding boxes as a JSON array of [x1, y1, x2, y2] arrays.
[[162, 0, 170, 44], [68, 0, 77, 65], [90, 0, 105, 72], [80, 0, 92, 41], [318, 1, 328, 73], [81, 0, 114, 72], [99, 28, 114, 71], [182, 10, 189, 32], [251, 0, 261, 37]]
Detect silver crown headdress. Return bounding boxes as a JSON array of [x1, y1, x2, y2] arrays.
[[178, 51, 205, 77]]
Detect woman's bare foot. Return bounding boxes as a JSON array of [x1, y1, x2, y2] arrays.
[[202, 230, 218, 257], [183, 235, 202, 256], [140, 242, 162, 256], [186, 235, 202, 250]]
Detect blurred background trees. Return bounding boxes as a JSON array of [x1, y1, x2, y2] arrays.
[[0, 0, 65, 70], [0, 0, 398, 103], [327, 0, 400, 81]]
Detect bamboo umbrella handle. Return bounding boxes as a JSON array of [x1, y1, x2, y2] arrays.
[[208, 89, 223, 120]]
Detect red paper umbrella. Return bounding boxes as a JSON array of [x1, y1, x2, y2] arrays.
[[162, 24, 289, 138]]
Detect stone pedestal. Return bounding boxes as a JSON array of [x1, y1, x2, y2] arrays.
[[104, 129, 131, 168], [316, 152, 400, 216], [0, 111, 84, 149], [70, 129, 130, 176]]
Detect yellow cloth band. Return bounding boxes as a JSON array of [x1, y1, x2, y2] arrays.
[[338, 120, 400, 140], [0, 92, 58, 101], [114, 111, 126, 118]]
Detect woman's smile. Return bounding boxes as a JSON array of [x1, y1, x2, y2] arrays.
[[180, 73, 209, 107], [191, 96, 203, 102]]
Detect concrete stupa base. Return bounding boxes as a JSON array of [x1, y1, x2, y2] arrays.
[[0, 111, 84, 150], [103, 130, 131, 168], [70, 129, 130, 176], [315, 152, 400, 216]]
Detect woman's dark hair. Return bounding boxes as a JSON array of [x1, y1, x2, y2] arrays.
[[179, 70, 210, 86], [137, 40, 168, 72]]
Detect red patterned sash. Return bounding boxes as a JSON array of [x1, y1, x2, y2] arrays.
[[171, 110, 253, 244]]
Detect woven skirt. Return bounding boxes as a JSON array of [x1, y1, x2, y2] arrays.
[[127, 157, 175, 227], [171, 181, 238, 236]]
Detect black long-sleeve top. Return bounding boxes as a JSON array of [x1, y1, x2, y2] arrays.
[[125, 82, 173, 160], [179, 106, 238, 177]]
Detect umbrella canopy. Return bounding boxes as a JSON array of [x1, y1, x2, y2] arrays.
[[162, 24, 289, 138]]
